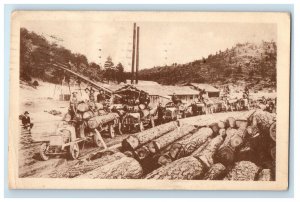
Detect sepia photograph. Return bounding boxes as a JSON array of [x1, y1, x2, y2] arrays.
[[8, 11, 290, 190]]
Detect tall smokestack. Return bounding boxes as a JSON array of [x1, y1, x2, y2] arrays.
[[135, 26, 140, 84], [131, 23, 136, 84]]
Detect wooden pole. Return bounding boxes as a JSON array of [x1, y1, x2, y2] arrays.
[[135, 26, 139, 84], [131, 23, 136, 84]]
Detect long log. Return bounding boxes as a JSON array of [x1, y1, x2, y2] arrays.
[[77, 156, 143, 179], [169, 127, 213, 160], [148, 125, 196, 154], [122, 121, 179, 151], [145, 156, 204, 180], [157, 137, 211, 167], [215, 124, 248, 165], [88, 113, 119, 129], [156, 133, 196, 166], [145, 135, 224, 180], [51, 152, 125, 178], [191, 138, 212, 156], [194, 135, 225, 168], [202, 163, 226, 180], [252, 110, 276, 134], [224, 161, 260, 181]]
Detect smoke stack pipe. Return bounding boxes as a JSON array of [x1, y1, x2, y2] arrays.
[[135, 26, 139, 84], [131, 23, 136, 84]]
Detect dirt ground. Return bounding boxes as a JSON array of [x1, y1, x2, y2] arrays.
[[18, 81, 129, 178]]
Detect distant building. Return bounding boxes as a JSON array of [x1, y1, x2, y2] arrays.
[[186, 83, 220, 97], [112, 82, 200, 107], [137, 85, 199, 106]]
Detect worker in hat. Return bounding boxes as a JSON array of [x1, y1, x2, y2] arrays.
[[22, 111, 34, 133]]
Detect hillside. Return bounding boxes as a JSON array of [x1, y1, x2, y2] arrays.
[[139, 41, 277, 87], [20, 28, 126, 84]]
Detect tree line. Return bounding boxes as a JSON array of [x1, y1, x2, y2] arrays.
[[20, 28, 126, 84]]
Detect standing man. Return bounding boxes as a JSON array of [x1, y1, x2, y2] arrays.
[[191, 101, 198, 116], [69, 92, 78, 119], [81, 88, 90, 102], [97, 90, 105, 103], [157, 102, 165, 125], [22, 111, 34, 133]]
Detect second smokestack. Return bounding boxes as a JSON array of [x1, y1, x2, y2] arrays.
[[136, 26, 139, 84], [131, 23, 136, 84]]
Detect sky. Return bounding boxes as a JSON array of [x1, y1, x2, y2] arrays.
[[22, 21, 276, 71]]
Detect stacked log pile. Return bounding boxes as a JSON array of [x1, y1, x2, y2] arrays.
[[72, 110, 276, 181]]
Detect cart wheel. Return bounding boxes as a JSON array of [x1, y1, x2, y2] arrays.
[[39, 143, 49, 161], [93, 131, 103, 147], [109, 124, 115, 138], [139, 122, 144, 132], [150, 117, 155, 128], [69, 142, 80, 160]]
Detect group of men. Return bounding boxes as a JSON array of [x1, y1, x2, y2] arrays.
[[68, 88, 109, 118]]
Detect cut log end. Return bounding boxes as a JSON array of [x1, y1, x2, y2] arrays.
[[227, 117, 236, 128], [215, 146, 235, 166], [122, 136, 139, 151], [169, 143, 183, 159], [157, 154, 173, 166], [148, 141, 158, 154], [135, 146, 150, 161]]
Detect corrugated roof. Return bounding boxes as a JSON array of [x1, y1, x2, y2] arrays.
[[111, 84, 199, 97], [189, 83, 220, 93], [137, 85, 199, 96]]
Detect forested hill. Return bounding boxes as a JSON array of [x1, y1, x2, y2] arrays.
[[139, 41, 277, 86], [20, 28, 126, 84]]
